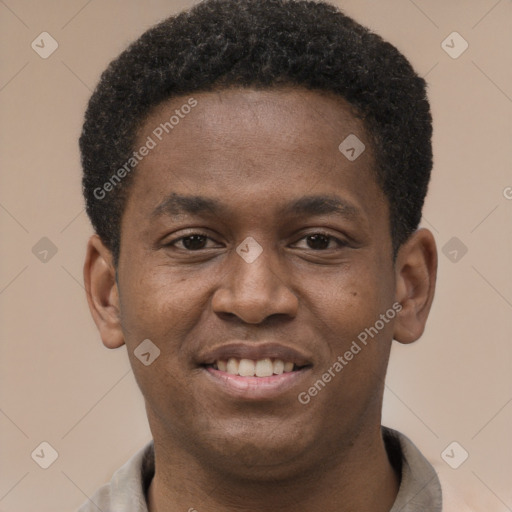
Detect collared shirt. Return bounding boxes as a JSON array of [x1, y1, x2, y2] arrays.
[[77, 427, 443, 512]]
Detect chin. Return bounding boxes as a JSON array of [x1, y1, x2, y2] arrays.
[[191, 422, 317, 480]]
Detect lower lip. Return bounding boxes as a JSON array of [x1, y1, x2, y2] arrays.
[[203, 367, 310, 400]]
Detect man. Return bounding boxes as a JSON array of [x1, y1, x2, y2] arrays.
[[79, 0, 443, 510]]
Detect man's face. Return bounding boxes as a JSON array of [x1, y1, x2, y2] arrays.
[[116, 88, 397, 476]]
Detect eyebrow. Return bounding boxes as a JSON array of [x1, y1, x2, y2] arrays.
[[151, 193, 227, 219], [151, 192, 361, 221], [282, 195, 361, 220]]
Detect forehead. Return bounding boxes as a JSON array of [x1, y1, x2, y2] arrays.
[[124, 87, 385, 225], [139, 87, 367, 159]]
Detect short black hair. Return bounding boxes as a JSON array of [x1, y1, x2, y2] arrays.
[[80, 0, 432, 265]]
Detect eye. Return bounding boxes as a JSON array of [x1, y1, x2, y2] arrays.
[[294, 232, 346, 250], [167, 233, 218, 251], [165, 232, 346, 251]]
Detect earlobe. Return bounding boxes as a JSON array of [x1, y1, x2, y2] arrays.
[[393, 228, 437, 344], [83, 234, 125, 349]]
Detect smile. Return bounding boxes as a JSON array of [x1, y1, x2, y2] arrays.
[[207, 357, 302, 377], [197, 341, 313, 399]]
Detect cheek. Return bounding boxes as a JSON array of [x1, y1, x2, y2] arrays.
[[119, 268, 203, 344], [300, 258, 395, 410], [307, 261, 391, 334], [118, 271, 204, 417], [118, 265, 218, 391], [304, 281, 394, 422]]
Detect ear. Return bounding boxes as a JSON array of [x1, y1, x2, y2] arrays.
[[393, 228, 437, 344], [83, 234, 125, 349]]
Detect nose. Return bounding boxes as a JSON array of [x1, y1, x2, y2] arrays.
[[211, 246, 299, 324]]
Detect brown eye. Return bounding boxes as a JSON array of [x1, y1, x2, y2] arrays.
[[292, 232, 347, 251], [171, 234, 209, 250], [306, 234, 331, 250], [181, 235, 207, 250]]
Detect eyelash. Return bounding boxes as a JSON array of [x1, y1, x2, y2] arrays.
[[166, 231, 347, 251]]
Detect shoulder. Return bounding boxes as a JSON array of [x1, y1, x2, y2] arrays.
[[76, 440, 155, 512], [431, 458, 504, 512], [386, 428, 502, 512], [384, 426, 442, 512]]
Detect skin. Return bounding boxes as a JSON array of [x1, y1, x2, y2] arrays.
[[84, 87, 437, 512]]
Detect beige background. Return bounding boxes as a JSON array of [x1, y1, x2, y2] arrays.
[[1, 0, 511, 510]]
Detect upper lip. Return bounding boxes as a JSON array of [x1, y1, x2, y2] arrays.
[[197, 342, 313, 367]]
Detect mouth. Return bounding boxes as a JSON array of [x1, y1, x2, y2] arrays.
[[197, 342, 313, 400], [204, 358, 307, 377]]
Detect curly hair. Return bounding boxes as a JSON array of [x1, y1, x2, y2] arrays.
[[80, 0, 432, 265]]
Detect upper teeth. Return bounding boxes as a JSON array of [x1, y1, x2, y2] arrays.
[[216, 358, 295, 377]]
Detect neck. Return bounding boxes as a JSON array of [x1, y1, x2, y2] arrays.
[[147, 426, 399, 512]]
